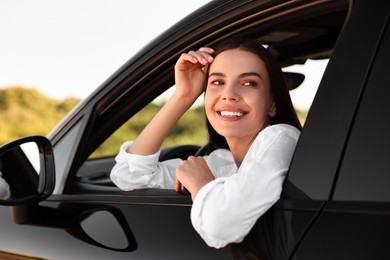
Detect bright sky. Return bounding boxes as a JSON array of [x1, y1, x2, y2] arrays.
[[0, 0, 324, 111], [0, 0, 211, 98]]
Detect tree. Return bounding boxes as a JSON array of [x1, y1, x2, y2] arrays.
[[0, 87, 80, 144]]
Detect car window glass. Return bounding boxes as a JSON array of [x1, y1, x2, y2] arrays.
[[333, 20, 390, 202], [89, 87, 207, 159]]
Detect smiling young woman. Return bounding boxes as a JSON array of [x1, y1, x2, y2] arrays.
[[111, 38, 301, 252]]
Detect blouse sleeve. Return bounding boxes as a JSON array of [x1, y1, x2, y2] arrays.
[[0, 171, 10, 200], [190, 124, 300, 248], [110, 141, 182, 191]]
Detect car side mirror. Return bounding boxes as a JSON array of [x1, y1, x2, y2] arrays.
[[0, 136, 55, 205]]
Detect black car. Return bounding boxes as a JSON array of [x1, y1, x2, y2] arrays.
[[1, 0, 390, 259]]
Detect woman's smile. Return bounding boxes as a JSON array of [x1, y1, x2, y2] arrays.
[[216, 106, 247, 120], [219, 111, 243, 117]]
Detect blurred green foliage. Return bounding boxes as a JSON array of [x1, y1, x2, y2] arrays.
[[0, 87, 80, 144], [90, 103, 208, 158], [0, 87, 209, 159]]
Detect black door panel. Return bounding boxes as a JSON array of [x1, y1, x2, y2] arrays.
[[1, 197, 232, 259], [292, 201, 390, 260]]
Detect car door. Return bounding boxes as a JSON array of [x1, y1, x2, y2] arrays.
[[286, 0, 390, 259], [0, 100, 229, 260]]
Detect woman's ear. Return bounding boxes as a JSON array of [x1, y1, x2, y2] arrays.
[[269, 102, 277, 117]]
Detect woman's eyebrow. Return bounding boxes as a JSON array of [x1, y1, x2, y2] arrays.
[[208, 72, 263, 79], [239, 72, 263, 79], [208, 72, 225, 77]]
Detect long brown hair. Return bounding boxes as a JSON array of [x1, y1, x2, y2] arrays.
[[205, 38, 302, 152]]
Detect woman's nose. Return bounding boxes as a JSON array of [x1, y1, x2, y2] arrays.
[[221, 84, 239, 101]]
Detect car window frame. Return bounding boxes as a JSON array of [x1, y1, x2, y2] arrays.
[[284, 0, 387, 201], [332, 10, 390, 202]]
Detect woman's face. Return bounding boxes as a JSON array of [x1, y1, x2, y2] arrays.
[[205, 49, 276, 142]]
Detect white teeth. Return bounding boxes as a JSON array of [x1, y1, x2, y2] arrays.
[[220, 111, 243, 117]]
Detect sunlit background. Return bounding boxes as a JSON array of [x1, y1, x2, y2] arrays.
[[0, 0, 325, 106], [0, 0, 211, 99]]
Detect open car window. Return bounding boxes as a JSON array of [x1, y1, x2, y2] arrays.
[[285, 58, 328, 122], [89, 87, 207, 159], [89, 58, 327, 160]]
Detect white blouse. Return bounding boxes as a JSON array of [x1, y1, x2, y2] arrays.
[[0, 171, 10, 200], [110, 124, 300, 248]]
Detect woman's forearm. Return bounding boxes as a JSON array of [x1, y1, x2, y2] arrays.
[[127, 93, 195, 155], [128, 47, 214, 156]]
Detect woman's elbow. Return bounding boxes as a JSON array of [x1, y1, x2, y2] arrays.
[[198, 209, 245, 247]]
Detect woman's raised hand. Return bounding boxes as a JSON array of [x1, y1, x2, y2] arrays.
[[174, 47, 214, 101], [127, 48, 214, 156]]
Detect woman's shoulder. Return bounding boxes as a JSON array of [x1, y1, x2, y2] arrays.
[[246, 124, 300, 159], [261, 123, 300, 139], [252, 124, 300, 149]]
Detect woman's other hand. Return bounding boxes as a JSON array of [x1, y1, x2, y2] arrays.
[[174, 156, 215, 200]]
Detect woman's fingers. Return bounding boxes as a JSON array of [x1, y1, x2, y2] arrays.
[[198, 47, 215, 54], [194, 48, 215, 63], [175, 156, 215, 199], [174, 178, 182, 193], [180, 48, 215, 65]]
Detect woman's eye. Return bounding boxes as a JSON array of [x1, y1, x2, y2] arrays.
[[210, 80, 224, 86], [243, 81, 257, 87]]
